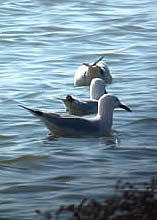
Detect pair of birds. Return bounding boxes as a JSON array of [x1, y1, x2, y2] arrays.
[[20, 56, 131, 137]]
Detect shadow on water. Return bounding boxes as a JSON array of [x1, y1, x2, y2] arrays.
[[46, 130, 120, 149], [0, 154, 49, 164]]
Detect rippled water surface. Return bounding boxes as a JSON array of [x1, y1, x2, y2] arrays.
[[0, 0, 157, 219]]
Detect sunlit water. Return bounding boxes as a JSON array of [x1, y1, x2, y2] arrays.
[[0, 0, 157, 219]]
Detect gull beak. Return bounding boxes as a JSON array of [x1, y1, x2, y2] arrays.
[[119, 103, 132, 112]]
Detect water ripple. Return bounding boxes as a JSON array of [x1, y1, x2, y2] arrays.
[[0, 0, 157, 219]]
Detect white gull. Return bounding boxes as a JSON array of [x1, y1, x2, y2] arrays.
[[62, 78, 107, 116], [74, 56, 112, 87], [19, 94, 131, 137]]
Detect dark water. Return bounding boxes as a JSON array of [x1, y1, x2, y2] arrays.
[[0, 0, 157, 219]]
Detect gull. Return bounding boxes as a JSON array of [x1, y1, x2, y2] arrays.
[[62, 78, 107, 116], [19, 94, 131, 137], [74, 56, 112, 87]]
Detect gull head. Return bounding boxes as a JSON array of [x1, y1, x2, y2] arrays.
[[98, 94, 131, 118], [90, 78, 107, 100]]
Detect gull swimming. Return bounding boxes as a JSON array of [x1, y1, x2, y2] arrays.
[[19, 94, 131, 137], [74, 56, 112, 87], [62, 78, 107, 116]]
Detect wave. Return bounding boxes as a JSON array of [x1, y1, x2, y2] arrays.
[[0, 154, 49, 164]]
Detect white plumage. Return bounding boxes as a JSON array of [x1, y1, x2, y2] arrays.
[[19, 94, 131, 138], [74, 56, 112, 87], [62, 78, 107, 116]]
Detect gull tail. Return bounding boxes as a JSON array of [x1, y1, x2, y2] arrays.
[[83, 56, 105, 67], [19, 105, 43, 116], [92, 56, 105, 66]]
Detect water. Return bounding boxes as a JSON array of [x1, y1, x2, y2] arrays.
[[0, 0, 157, 219]]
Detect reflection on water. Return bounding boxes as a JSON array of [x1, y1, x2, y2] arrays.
[[0, 0, 157, 219]]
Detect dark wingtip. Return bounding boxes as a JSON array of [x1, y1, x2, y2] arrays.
[[19, 105, 43, 116], [34, 110, 43, 116]]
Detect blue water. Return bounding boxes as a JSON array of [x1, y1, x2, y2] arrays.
[[0, 0, 157, 219]]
